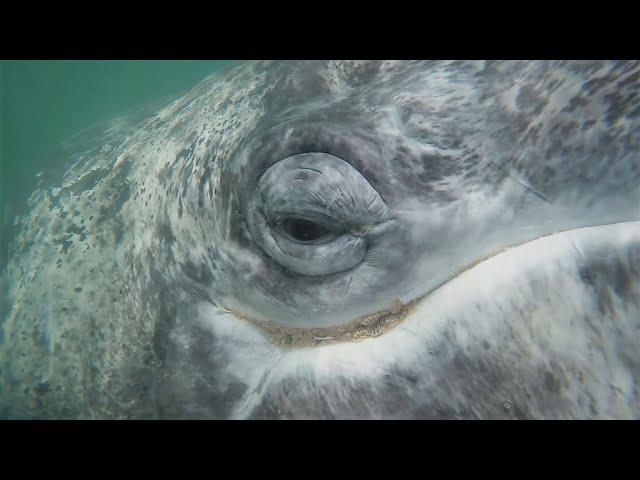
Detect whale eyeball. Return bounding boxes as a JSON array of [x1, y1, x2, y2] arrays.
[[246, 152, 389, 276], [278, 217, 337, 244]]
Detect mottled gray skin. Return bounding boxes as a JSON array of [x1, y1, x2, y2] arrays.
[[1, 61, 639, 419]]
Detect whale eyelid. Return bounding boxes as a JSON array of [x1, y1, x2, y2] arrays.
[[296, 167, 323, 174], [245, 152, 388, 276], [269, 209, 347, 234]]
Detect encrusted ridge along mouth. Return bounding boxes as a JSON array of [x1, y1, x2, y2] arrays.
[[229, 297, 423, 349]]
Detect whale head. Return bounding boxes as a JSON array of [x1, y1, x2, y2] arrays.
[[1, 60, 639, 419]]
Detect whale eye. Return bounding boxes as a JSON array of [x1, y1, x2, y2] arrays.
[[246, 152, 389, 276], [278, 218, 337, 244]]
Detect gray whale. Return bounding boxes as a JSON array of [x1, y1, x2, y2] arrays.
[[1, 61, 639, 419]]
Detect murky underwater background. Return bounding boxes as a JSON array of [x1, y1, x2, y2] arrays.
[[1, 60, 233, 268]]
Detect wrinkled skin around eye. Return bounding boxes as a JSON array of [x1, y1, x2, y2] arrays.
[[245, 152, 390, 277]]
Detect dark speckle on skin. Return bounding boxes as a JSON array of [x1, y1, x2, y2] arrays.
[[36, 382, 51, 395], [74, 287, 83, 293], [544, 371, 562, 394], [180, 261, 213, 285]]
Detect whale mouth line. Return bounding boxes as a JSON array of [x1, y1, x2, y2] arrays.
[[228, 296, 423, 349], [226, 220, 639, 349]]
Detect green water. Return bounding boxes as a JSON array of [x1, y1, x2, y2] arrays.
[[0, 60, 233, 265]]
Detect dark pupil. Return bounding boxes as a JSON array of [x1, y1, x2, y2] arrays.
[[283, 218, 332, 242]]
